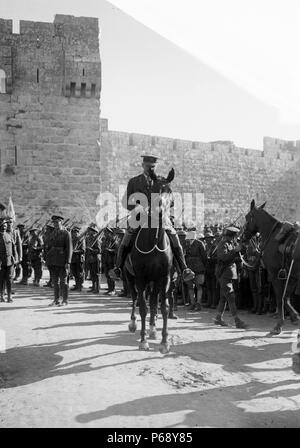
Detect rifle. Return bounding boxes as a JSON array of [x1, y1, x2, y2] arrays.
[[68, 217, 78, 231], [90, 228, 106, 249], [63, 218, 71, 228], [26, 217, 41, 231]]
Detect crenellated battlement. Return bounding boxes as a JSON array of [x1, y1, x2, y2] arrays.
[[100, 118, 300, 163], [0, 14, 101, 221], [100, 118, 300, 224]]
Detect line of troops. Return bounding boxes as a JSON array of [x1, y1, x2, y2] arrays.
[[2, 213, 298, 327]]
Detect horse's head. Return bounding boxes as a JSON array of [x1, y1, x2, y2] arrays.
[[243, 199, 266, 240], [149, 168, 175, 212]]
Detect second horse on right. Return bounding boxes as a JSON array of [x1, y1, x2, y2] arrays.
[[242, 199, 300, 335]]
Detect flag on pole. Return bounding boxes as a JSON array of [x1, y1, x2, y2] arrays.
[[7, 194, 16, 222]]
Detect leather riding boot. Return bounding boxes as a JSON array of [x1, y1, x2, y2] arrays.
[[172, 246, 195, 282]]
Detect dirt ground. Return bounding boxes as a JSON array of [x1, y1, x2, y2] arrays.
[[1, 275, 300, 428]]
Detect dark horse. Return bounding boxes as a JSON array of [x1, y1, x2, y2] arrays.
[[243, 199, 300, 336], [127, 169, 174, 354]]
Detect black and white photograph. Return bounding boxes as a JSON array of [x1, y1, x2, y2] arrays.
[[0, 0, 300, 430]]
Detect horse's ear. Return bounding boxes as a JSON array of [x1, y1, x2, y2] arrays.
[[166, 168, 175, 183], [250, 199, 255, 210], [148, 169, 158, 181], [259, 201, 266, 209]]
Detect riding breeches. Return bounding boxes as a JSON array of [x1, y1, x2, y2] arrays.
[[217, 277, 238, 317]]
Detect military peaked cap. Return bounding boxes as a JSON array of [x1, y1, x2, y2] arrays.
[[141, 155, 159, 163]]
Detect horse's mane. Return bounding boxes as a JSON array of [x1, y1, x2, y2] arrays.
[[256, 207, 280, 224]]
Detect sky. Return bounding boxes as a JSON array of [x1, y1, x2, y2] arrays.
[[1, 0, 300, 149]]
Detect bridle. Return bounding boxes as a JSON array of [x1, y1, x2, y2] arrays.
[[134, 183, 171, 255]]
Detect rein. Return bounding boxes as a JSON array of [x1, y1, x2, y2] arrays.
[[135, 188, 171, 255], [135, 225, 170, 255]]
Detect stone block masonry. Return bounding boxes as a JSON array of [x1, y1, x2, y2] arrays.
[[0, 15, 101, 223], [1, 14, 299, 227], [100, 120, 300, 226]]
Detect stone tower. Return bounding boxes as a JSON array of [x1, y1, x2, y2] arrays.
[[0, 14, 101, 223]]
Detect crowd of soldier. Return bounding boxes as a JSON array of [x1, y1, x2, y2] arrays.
[[1, 214, 298, 323]]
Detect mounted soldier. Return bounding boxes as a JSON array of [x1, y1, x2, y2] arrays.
[[110, 155, 194, 283]]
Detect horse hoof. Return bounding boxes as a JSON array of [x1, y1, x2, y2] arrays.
[[139, 341, 150, 351], [128, 322, 137, 333], [270, 327, 282, 335], [149, 330, 157, 340], [159, 343, 170, 354]]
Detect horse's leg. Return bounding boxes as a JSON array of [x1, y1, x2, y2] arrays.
[[149, 286, 159, 340], [168, 281, 178, 319], [159, 279, 170, 354], [292, 329, 300, 374], [285, 281, 300, 324], [138, 287, 149, 350], [127, 273, 138, 333], [270, 278, 285, 335]]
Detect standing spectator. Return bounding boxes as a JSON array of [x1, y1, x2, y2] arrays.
[[85, 224, 101, 294], [70, 226, 86, 292], [46, 215, 73, 306], [185, 227, 207, 311], [204, 230, 218, 308], [0, 218, 16, 303], [214, 226, 248, 328], [28, 228, 44, 286], [17, 224, 31, 285], [245, 234, 263, 314]]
